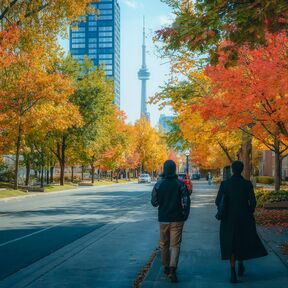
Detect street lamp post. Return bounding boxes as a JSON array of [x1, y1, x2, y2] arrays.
[[184, 149, 190, 174]]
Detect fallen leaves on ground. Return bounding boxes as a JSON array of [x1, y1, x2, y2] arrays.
[[255, 208, 288, 228], [133, 249, 158, 288]]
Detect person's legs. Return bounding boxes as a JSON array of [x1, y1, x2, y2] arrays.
[[159, 223, 170, 274], [169, 222, 184, 282], [230, 254, 237, 283], [238, 260, 245, 276]]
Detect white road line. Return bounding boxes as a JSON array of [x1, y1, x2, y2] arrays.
[[0, 191, 147, 248]]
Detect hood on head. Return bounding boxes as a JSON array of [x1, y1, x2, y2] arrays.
[[163, 160, 176, 178]]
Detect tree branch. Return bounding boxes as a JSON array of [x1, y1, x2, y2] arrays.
[[0, 0, 19, 21]]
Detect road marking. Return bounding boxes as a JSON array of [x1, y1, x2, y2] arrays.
[[0, 191, 147, 248]]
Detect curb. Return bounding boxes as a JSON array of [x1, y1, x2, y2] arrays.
[[0, 182, 135, 202]]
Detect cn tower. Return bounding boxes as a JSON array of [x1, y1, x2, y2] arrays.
[[138, 17, 150, 120]]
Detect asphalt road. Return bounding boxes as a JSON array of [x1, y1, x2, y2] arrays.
[[0, 182, 152, 281]]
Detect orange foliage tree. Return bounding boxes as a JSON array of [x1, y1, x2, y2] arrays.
[[201, 33, 288, 191]]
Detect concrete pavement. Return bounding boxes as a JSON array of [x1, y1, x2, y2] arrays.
[[142, 181, 288, 287]]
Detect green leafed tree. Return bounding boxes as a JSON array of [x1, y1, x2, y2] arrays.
[[158, 0, 288, 64]]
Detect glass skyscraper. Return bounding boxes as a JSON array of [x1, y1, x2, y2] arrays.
[[69, 0, 121, 107]]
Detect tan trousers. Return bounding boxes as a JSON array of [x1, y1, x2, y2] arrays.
[[159, 222, 184, 268]]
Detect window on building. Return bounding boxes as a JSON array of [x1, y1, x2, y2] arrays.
[[98, 26, 113, 31], [99, 37, 112, 42], [89, 49, 97, 54], [99, 59, 113, 65], [88, 43, 97, 48], [88, 21, 97, 26], [100, 10, 113, 15], [105, 65, 113, 70], [88, 27, 97, 31], [99, 32, 113, 37], [99, 43, 113, 48], [99, 4, 112, 9], [88, 38, 97, 43], [72, 38, 85, 43], [72, 43, 85, 48], [99, 15, 113, 20], [99, 54, 113, 59], [72, 32, 85, 38], [88, 15, 97, 21]]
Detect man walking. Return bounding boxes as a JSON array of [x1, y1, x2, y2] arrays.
[[151, 160, 191, 283]]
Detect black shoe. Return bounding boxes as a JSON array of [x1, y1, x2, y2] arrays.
[[168, 267, 178, 283], [230, 267, 238, 283], [238, 262, 245, 277], [164, 266, 169, 276]]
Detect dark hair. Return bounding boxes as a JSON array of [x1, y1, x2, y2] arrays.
[[163, 160, 176, 177], [232, 161, 244, 175]]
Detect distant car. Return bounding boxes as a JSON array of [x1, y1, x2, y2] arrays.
[[178, 173, 193, 195], [192, 173, 201, 180], [138, 174, 151, 183]]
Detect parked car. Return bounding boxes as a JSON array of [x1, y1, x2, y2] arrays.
[[178, 173, 193, 195], [192, 172, 201, 180], [138, 174, 151, 183]]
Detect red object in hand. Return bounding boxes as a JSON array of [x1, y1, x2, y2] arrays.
[[183, 179, 193, 193]]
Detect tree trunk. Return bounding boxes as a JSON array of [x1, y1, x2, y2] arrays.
[[25, 155, 30, 186], [40, 166, 44, 188], [274, 138, 281, 192], [81, 165, 84, 181], [50, 166, 54, 183], [14, 124, 22, 190], [91, 165, 95, 184], [71, 166, 74, 183], [59, 136, 66, 186], [60, 161, 65, 186], [238, 132, 252, 180], [46, 169, 49, 184]]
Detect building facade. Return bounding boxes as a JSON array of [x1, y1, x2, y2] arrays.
[[259, 151, 288, 180], [69, 0, 120, 107]]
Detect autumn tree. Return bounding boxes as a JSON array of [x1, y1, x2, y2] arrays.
[[134, 117, 168, 176], [158, 0, 288, 64], [201, 33, 288, 191], [0, 31, 78, 189], [151, 61, 241, 170], [0, 1, 98, 188]]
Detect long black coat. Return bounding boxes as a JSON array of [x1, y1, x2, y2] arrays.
[[216, 175, 268, 260]]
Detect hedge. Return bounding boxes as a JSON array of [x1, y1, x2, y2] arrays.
[[255, 189, 288, 207], [256, 176, 274, 184]]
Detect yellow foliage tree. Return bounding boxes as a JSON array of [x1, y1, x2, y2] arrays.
[[134, 117, 168, 175]]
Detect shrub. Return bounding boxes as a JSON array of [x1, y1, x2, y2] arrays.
[[213, 176, 221, 184], [0, 163, 14, 183], [255, 188, 288, 207], [256, 176, 274, 184]]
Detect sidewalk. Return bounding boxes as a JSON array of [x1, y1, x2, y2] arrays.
[[142, 181, 288, 287]]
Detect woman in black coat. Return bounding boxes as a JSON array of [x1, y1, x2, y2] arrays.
[[215, 161, 267, 283]]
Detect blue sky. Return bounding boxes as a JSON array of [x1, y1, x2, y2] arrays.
[[59, 0, 174, 126]]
